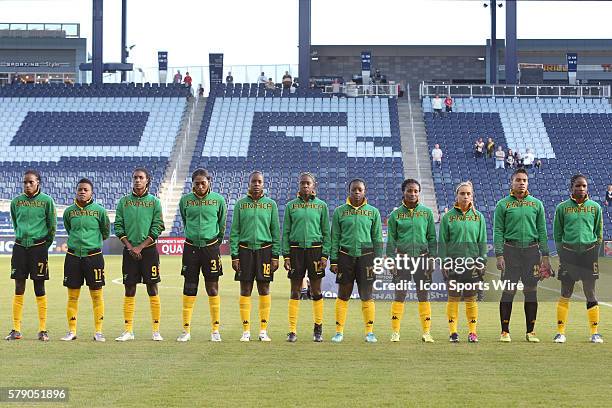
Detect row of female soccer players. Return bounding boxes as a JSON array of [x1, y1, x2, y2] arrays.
[[6, 167, 603, 344]]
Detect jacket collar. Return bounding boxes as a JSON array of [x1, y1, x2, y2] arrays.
[[193, 188, 211, 199], [132, 188, 149, 198], [453, 202, 474, 214], [570, 194, 589, 205], [510, 189, 530, 200], [75, 198, 94, 210], [297, 192, 316, 201], [24, 187, 41, 199], [346, 197, 367, 210], [402, 199, 419, 210]]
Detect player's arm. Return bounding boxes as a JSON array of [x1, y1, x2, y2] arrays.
[[147, 198, 165, 242], [63, 207, 71, 235], [281, 202, 292, 261], [594, 204, 603, 245], [179, 195, 187, 229], [493, 202, 506, 271], [553, 204, 564, 251], [536, 201, 550, 256], [385, 213, 397, 258], [478, 213, 488, 260], [426, 209, 437, 257], [10, 199, 17, 230], [114, 197, 127, 243], [437, 213, 449, 260], [330, 208, 340, 272], [217, 196, 228, 242], [229, 202, 241, 263], [46, 198, 57, 247], [371, 209, 383, 258], [270, 201, 280, 271], [320, 203, 331, 267], [100, 207, 111, 241]]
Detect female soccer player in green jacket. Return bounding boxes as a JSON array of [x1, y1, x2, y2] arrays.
[[230, 171, 280, 342], [330, 178, 383, 343], [6, 169, 56, 342], [387, 179, 437, 343], [282, 172, 330, 342], [114, 167, 165, 342], [61, 178, 110, 342], [553, 174, 604, 344], [176, 168, 227, 342], [439, 181, 487, 343]]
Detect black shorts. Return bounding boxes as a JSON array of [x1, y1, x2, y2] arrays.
[[11, 242, 49, 281], [502, 243, 541, 287], [122, 245, 161, 285], [558, 244, 599, 283], [235, 244, 274, 282], [63, 251, 105, 289], [448, 268, 483, 284], [392, 254, 431, 286], [181, 241, 223, 283], [336, 250, 375, 285], [287, 245, 325, 280]]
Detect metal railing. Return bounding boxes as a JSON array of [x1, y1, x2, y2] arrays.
[[420, 82, 611, 98], [323, 84, 398, 97], [0, 23, 80, 37], [406, 84, 421, 182]]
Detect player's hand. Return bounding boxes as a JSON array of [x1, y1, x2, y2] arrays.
[[232, 259, 240, 273], [496, 256, 505, 272], [539, 256, 554, 280], [475, 265, 487, 279], [318, 258, 328, 271], [271, 259, 279, 273], [130, 245, 143, 260], [330, 265, 338, 274], [540, 256, 551, 270], [284, 258, 291, 271]]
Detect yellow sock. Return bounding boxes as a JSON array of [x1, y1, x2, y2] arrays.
[[67, 288, 81, 334], [335, 298, 348, 334], [418, 301, 432, 334], [12, 294, 24, 332], [149, 295, 161, 332], [36, 295, 47, 332], [588, 304, 600, 335], [446, 296, 460, 334], [465, 296, 478, 334], [557, 297, 570, 334], [312, 298, 324, 325], [288, 299, 299, 333], [239, 295, 251, 332], [259, 294, 271, 331], [182, 295, 196, 333], [391, 301, 404, 333], [123, 296, 135, 332], [208, 295, 220, 332], [362, 300, 375, 334], [90, 288, 104, 333]]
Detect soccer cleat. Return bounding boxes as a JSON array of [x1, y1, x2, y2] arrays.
[[365, 332, 378, 343], [313, 323, 323, 342], [421, 333, 435, 343], [525, 332, 540, 343], [60, 331, 77, 341], [5, 330, 22, 341], [38, 331, 49, 342], [390, 332, 401, 342], [152, 332, 164, 341], [176, 331, 191, 342], [449, 333, 459, 343], [210, 331, 222, 342], [93, 332, 106, 342], [240, 331, 251, 342], [468, 333, 479, 343], [331, 332, 344, 343], [499, 332, 511, 342], [115, 331, 135, 342], [258, 331, 272, 342], [286, 332, 297, 343], [591, 333, 604, 344], [553, 333, 566, 343]]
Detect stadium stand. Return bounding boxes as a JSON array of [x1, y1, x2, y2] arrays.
[[0, 83, 191, 220], [422, 96, 612, 240], [170, 83, 404, 236]]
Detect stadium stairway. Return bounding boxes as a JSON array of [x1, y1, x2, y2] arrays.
[[397, 97, 438, 217], [158, 97, 206, 235]]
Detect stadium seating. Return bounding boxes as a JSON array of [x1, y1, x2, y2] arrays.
[[0, 83, 190, 219], [0, 211, 67, 237], [423, 96, 612, 240], [170, 83, 404, 236]]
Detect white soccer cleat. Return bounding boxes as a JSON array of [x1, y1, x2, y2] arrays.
[[115, 331, 135, 342], [176, 331, 191, 342], [553, 333, 566, 343], [390, 332, 400, 342], [152, 331, 164, 341], [210, 330, 222, 342], [258, 330, 272, 342], [240, 331, 251, 342], [60, 331, 77, 341], [93, 332, 106, 342], [591, 333, 604, 344]]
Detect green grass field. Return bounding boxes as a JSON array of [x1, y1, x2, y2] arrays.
[[1, 255, 611, 408]]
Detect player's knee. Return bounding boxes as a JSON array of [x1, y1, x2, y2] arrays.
[[146, 284, 158, 296], [183, 282, 198, 296], [416, 289, 428, 303], [33, 280, 45, 297], [587, 300, 599, 309], [394, 290, 407, 302], [124, 285, 136, 297], [290, 290, 300, 300], [500, 291, 516, 303], [311, 292, 323, 301], [524, 290, 537, 303], [257, 282, 270, 296], [14, 279, 26, 295], [561, 284, 574, 299], [205, 284, 218, 297]]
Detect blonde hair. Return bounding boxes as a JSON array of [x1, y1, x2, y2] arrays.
[[454, 181, 473, 196]]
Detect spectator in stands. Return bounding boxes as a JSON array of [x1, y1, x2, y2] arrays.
[[374, 69, 382, 83], [265, 78, 275, 91], [474, 138, 485, 159], [173, 70, 182, 84], [431, 143, 443, 169], [183, 72, 192, 88], [534, 159, 542, 172], [505, 149, 515, 169], [258, 72, 267, 84], [486, 137, 496, 159], [282, 71, 292, 88], [432, 95, 443, 117], [605, 185, 612, 206], [495, 146, 506, 169], [225, 72, 234, 84], [444, 95, 453, 113], [332, 78, 341, 94], [514, 150, 523, 168], [197, 84, 204, 98], [523, 149, 535, 169]]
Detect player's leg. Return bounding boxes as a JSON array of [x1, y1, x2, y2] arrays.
[[7, 244, 28, 340], [256, 280, 272, 341], [141, 246, 162, 340], [390, 265, 408, 341], [522, 247, 541, 342], [117, 248, 138, 341], [415, 264, 433, 342], [582, 279, 602, 342], [31, 245, 50, 341], [356, 253, 376, 342], [146, 282, 162, 340], [33, 279, 48, 341], [203, 244, 222, 341], [463, 288, 478, 342], [332, 253, 355, 342], [178, 245, 200, 341], [287, 247, 306, 341], [555, 279, 574, 343], [447, 285, 461, 342], [86, 253, 106, 341], [499, 244, 520, 341], [62, 254, 82, 341], [310, 277, 324, 342], [237, 247, 256, 341]]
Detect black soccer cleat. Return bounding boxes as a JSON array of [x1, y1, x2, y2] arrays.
[[286, 332, 297, 343], [5, 330, 22, 341], [313, 323, 323, 342]]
